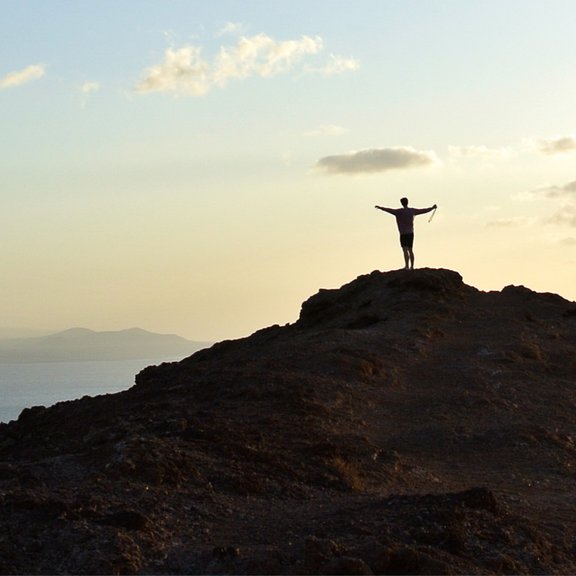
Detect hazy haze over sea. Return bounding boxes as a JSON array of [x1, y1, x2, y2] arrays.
[[0, 357, 180, 423], [0, 327, 209, 423]]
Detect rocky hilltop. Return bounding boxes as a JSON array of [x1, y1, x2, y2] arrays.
[[1, 268, 575, 574]]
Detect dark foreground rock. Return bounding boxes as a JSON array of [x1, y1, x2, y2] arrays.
[[1, 268, 575, 574]]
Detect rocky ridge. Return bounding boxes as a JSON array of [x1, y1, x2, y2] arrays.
[[0, 268, 575, 574]]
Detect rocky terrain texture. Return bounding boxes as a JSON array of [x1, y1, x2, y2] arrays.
[[1, 268, 575, 574]]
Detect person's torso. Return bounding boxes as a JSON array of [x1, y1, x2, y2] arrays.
[[394, 208, 414, 234]]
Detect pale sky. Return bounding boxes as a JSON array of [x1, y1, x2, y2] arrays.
[[2, 0, 576, 341]]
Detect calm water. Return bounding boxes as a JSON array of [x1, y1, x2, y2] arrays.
[[0, 358, 180, 423]]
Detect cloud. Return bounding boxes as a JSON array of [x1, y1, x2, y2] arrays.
[[531, 180, 576, 199], [485, 217, 535, 228], [310, 54, 360, 76], [80, 81, 100, 94], [78, 81, 101, 108], [539, 136, 576, 155], [136, 46, 210, 96], [448, 145, 513, 159], [446, 136, 576, 162], [303, 124, 347, 138], [217, 22, 246, 37], [212, 34, 322, 85], [547, 205, 576, 227], [135, 33, 357, 96], [529, 179, 576, 228], [315, 147, 438, 175], [0, 64, 45, 89]]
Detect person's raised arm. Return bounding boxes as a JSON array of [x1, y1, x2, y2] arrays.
[[375, 206, 396, 215], [413, 204, 437, 215]]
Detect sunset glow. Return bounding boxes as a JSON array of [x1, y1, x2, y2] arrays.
[[2, 0, 576, 341]]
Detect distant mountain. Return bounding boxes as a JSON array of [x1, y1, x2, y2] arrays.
[[0, 327, 210, 362]]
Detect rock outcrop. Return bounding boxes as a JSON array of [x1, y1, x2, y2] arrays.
[[1, 268, 575, 574]]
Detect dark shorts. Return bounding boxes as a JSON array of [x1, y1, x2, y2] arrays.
[[400, 233, 414, 248]]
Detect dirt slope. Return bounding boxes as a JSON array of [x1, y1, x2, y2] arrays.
[[1, 268, 575, 574]]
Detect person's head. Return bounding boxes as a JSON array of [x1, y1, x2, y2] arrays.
[[400, 197, 409, 207]]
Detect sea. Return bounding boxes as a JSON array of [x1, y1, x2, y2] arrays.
[[0, 357, 180, 424]]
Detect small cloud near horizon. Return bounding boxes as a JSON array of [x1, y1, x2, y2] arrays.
[[135, 32, 358, 96], [315, 147, 438, 175], [448, 137, 576, 160], [531, 179, 576, 199], [539, 136, 576, 155], [521, 178, 576, 229], [0, 64, 45, 89], [547, 205, 576, 228]]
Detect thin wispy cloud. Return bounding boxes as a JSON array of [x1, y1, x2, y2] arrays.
[[309, 54, 360, 76], [485, 217, 535, 228], [531, 180, 576, 199], [547, 205, 576, 227], [448, 137, 576, 161], [0, 64, 45, 89], [135, 33, 357, 96], [523, 178, 576, 229], [80, 81, 100, 94], [448, 145, 514, 160], [217, 22, 246, 37], [539, 136, 576, 155], [78, 81, 101, 108], [315, 147, 438, 175]]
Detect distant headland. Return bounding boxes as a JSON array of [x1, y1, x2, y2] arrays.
[[0, 327, 210, 362]]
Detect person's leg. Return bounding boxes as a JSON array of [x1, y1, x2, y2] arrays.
[[402, 247, 410, 269], [400, 234, 415, 269]]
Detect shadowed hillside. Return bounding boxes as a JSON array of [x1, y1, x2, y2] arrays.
[[1, 268, 575, 574]]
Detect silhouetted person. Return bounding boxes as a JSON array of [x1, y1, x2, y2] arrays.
[[375, 197, 437, 270]]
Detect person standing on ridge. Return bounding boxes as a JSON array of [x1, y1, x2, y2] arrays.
[[375, 197, 437, 270]]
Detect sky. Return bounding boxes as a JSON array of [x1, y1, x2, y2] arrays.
[[2, 0, 576, 342]]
